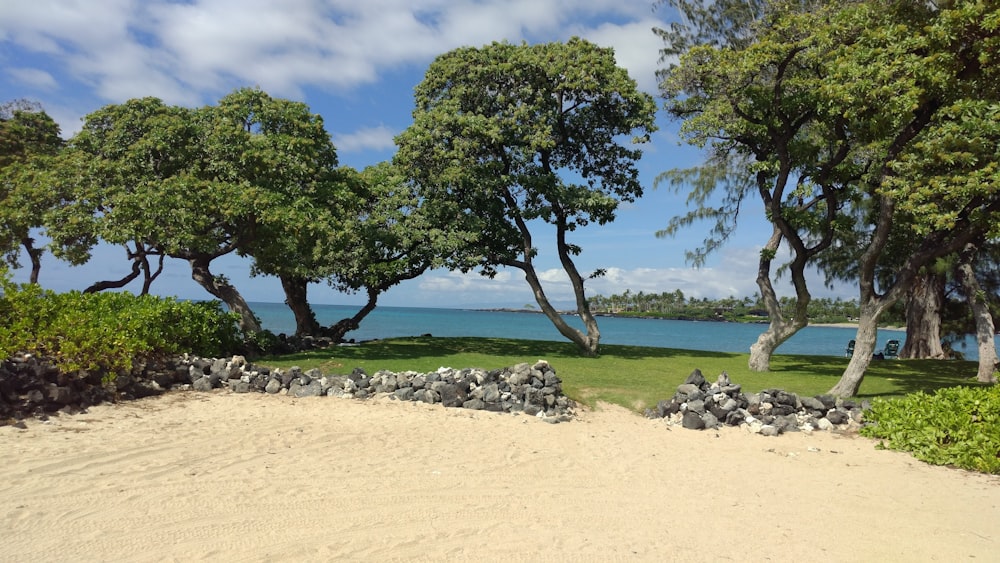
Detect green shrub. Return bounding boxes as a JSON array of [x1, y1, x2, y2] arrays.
[[242, 329, 283, 356], [0, 274, 241, 378], [861, 385, 1000, 474]]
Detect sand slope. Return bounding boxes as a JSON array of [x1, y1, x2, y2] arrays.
[[2, 391, 998, 562]]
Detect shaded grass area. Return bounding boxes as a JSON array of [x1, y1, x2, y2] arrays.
[[261, 336, 988, 412]]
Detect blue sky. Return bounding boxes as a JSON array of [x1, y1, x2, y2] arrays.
[[0, 0, 853, 309]]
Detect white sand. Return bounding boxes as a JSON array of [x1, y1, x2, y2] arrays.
[[2, 391, 998, 562]]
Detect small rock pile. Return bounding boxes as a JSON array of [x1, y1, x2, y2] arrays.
[[1, 353, 575, 426], [646, 369, 866, 435]]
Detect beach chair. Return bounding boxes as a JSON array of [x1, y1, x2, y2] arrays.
[[883, 339, 900, 359], [845, 340, 855, 357]]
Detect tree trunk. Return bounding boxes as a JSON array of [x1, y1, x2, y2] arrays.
[[84, 243, 164, 295], [188, 255, 262, 333], [553, 212, 600, 356], [749, 228, 810, 371], [830, 302, 881, 398], [327, 287, 380, 342], [521, 263, 599, 356], [140, 253, 165, 295], [85, 256, 142, 293], [899, 271, 945, 359], [21, 237, 41, 284], [956, 245, 999, 383], [280, 275, 320, 336], [503, 206, 600, 356]]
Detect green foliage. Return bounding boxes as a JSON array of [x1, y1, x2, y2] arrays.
[[862, 385, 1000, 474], [241, 329, 282, 356], [654, 0, 765, 63], [658, 0, 1000, 395], [43, 89, 354, 332], [209, 88, 351, 279], [323, 162, 467, 293], [396, 37, 658, 273], [0, 274, 241, 378], [587, 288, 861, 325], [0, 100, 65, 272]]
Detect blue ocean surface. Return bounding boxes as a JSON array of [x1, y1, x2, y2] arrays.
[[241, 301, 991, 359]]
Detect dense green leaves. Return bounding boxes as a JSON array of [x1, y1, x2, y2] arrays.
[[0, 270, 241, 377], [862, 385, 1000, 474], [44, 89, 356, 332], [398, 38, 657, 266], [0, 101, 65, 279], [207, 88, 353, 282]]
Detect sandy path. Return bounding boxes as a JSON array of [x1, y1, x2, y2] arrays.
[[1, 391, 997, 562]]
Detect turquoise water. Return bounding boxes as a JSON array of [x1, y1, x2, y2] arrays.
[[247, 302, 952, 359]]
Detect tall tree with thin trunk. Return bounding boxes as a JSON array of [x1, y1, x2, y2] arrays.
[[659, 1, 858, 371], [0, 100, 64, 283], [395, 38, 657, 356], [955, 244, 999, 383]]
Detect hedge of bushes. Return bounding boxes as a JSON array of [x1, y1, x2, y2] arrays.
[[0, 273, 242, 379], [861, 384, 1000, 474]]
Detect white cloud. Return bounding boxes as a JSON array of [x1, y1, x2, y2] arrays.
[[398, 241, 856, 309], [333, 125, 397, 153], [0, 0, 670, 106], [0, 0, 134, 55], [581, 19, 666, 93], [7, 67, 57, 90], [45, 103, 86, 138]]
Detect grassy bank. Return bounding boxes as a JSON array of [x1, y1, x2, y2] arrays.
[[260, 336, 987, 411]]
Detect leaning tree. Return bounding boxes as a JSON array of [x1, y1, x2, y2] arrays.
[[0, 100, 64, 283], [659, 0, 1000, 394], [395, 38, 657, 356], [954, 243, 1000, 383], [55, 96, 270, 330], [821, 0, 1000, 396], [658, 0, 862, 371], [316, 162, 478, 341], [204, 87, 353, 336]]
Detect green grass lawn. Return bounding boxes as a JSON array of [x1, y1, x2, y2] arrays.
[[259, 336, 989, 412]]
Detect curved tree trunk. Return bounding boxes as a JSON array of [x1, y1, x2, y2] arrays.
[[21, 237, 41, 284], [280, 275, 320, 336], [188, 255, 261, 333], [749, 228, 809, 371], [557, 228, 601, 356], [502, 195, 599, 357], [830, 301, 881, 398], [140, 253, 165, 295], [328, 287, 380, 342], [85, 258, 142, 293], [324, 259, 432, 342], [85, 243, 164, 295], [522, 263, 599, 356], [956, 244, 999, 383], [899, 270, 945, 359]]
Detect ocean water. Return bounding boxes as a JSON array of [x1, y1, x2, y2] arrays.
[[246, 301, 973, 359]]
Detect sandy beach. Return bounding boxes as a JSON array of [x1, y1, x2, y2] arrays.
[[2, 391, 997, 562]]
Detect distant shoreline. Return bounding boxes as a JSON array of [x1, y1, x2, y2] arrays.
[[475, 309, 904, 331]]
